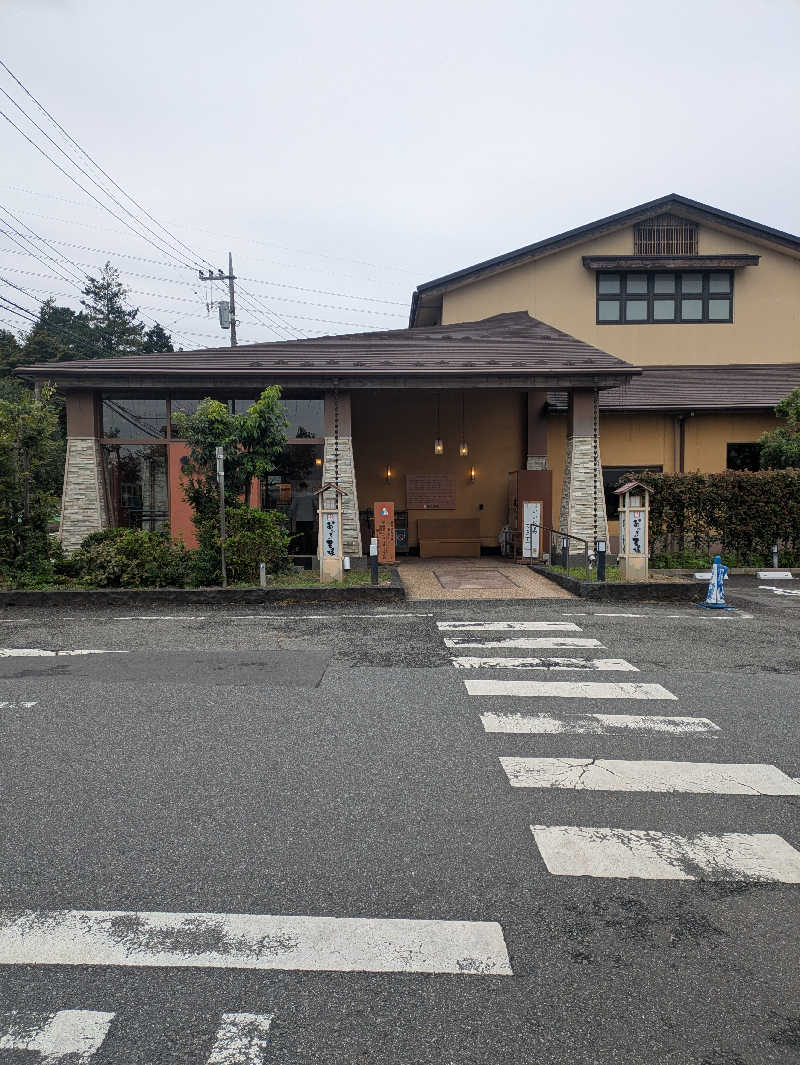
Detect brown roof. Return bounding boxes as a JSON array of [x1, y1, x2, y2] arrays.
[[16, 312, 639, 391], [547, 364, 800, 413]]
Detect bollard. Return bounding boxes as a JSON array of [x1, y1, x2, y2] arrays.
[[596, 540, 607, 582], [259, 562, 266, 588], [561, 537, 568, 571], [369, 537, 379, 585], [698, 554, 732, 610]]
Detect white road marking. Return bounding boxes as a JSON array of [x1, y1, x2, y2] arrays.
[[0, 909, 512, 976], [465, 680, 677, 700], [113, 615, 208, 621], [501, 758, 800, 794], [437, 621, 581, 631], [0, 619, 32, 623], [585, 613, 644, 618], [481, 712, 720, 734], [206, 1013, 274, 1065], [0, 1009, 114, 1062], [452, 656, 637, 671], [113, 613, 434, 620], [0, 648, 128, 657], [759, 585, 800, 597], [444, 637, 603, 650], [531, 825, 800, 882], [0, 701, 38, 709]]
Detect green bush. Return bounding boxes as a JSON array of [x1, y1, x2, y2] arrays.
[[619, 469, 800, 567], [192, 505, 292, 585], [68, 527, 193, 588]]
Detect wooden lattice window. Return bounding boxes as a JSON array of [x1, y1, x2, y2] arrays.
[[634, 214, 698, 255]]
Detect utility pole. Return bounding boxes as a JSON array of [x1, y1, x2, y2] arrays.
[[199, 252, 237, 347]]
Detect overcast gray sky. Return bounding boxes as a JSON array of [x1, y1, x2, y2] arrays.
[[1, 0, 799, 347]]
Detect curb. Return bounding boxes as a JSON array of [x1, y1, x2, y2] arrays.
[[0, 569, 405, 609], [536, 567, 699, 601]]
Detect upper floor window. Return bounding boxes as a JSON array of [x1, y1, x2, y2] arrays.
[[596, 271, 733, 324], [634, 214, 697, 255]]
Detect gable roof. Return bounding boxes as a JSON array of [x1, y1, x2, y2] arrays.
[[15, 312, 640, 392], [410, 194, 800, 326]]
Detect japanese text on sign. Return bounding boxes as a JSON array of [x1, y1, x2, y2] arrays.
[[323, 513, 340, 557], [628, 510, 645, 555]]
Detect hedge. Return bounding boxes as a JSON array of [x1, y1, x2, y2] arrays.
[[622, 470, 800, 567]]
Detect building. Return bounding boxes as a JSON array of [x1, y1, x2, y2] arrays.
[[18, 194, 800, 557]]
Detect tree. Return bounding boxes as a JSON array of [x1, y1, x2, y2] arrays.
[[81, 261, 143, 355], [0, 383, 63, 579], [142, 322, 174, 353], [0, 328, 22, 378], [171, 386, 289, 514], [759, 388, 800, 470], [18, 300, 95, 369]]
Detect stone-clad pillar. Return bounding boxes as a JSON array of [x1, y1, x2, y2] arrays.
[[559, 389, 608, 547], [59, 392, 110, 551], [322, 391, 362, 557]]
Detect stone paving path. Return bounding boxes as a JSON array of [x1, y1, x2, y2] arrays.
[[395, 557, 574, 600]]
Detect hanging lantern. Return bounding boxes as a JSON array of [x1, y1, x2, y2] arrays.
[[434, 391, 444, 455], [433, 439, 444, 455], [458, 392, 468, 457], [459, 441, 469, 457]]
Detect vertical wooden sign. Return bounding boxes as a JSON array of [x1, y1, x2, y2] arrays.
[[374, 501, 396, 563]]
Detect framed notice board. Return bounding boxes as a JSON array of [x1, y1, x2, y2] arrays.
[[406, 474, 456, 510]]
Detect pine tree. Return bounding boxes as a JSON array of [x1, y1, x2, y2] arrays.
[[19, 301, 95, 368], [80, 261, 143, 355], [142, 322, 174, 353]]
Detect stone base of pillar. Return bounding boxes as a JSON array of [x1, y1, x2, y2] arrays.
[[322, 434, 363, 557], [559, 435, 608, 547], [526, 455, 548, 471], [59, 437, 110, 551]]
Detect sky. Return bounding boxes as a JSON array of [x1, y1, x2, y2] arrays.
[[1, 0, 799, 348]]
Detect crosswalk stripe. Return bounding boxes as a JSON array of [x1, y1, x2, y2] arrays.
[[437, 621, 581, 631], [206, 1013, 274, 1065], [481, 712, 720, 734], [0, 909, 512, 976], [501, 757, 800, 794], [452, 657, 637, 671], [443, 637, 603, 650], [0, 1009, 114, 1062], [465, 680, 676, 699], [0, 701, 38, 709], [531, 825, 800, 882]]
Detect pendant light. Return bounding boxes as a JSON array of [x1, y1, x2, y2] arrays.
[[458, 391, 469, 456], [434, 392, 444, 455]]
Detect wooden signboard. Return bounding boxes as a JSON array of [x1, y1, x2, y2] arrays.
[[406, 473, 456, 510], [374, 501, 396, 563]]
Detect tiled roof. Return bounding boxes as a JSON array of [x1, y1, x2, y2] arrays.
[[547, 364, 800, 412]]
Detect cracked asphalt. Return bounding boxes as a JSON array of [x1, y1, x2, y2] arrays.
[[0, 588, 798, 1064]]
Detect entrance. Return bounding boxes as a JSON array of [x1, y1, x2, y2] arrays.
[[261, 442, 324, 555]]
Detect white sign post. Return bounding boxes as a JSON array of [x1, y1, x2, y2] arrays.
[[522, 501, 542, 559], [315, 482, 346, 583], [614, 480, 651, 581], [215, 445, 227, 588]]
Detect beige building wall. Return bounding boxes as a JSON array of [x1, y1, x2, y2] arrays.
[[441, 223, 800, 366]]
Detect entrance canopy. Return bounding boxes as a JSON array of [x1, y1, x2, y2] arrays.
[[17, 311, 640, 393]]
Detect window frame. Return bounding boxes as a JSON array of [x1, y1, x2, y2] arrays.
[[596, 270, 733, 325]]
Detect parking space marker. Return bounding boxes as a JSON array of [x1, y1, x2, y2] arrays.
[[0, 1009, 114, 1062], [465, 680, 676, 699], [482, 712, 719, 734], [531, 825, 800, 882], [501, 757, 800, 794], [0, 909, 512, 976]]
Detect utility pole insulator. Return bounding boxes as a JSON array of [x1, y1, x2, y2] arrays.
[[199, 254, 237, 348]]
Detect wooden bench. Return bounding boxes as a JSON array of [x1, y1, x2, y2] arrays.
[[418, 518, 481, 558]]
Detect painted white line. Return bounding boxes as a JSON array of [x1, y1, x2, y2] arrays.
[[0, 649, 128, 657], [113, 615, 207, 621], [444, 637, 603, 650], [0, 909, 512, 976], [452, 657, 637, 671], [481, 712, 720, 734], [0, 619, 32, 623], [759, 585, 800, 597], [113, 613, 434, 621], [501, 758, 800, 794], [437, 621, 581, 631], [588, 613, 645, 618], [206, 1013, 274, 1065], [531, 825, 800, 882], [465, 680, 677, 700], [0, 1009, 114, 1062], [0, 701, 38, 709]]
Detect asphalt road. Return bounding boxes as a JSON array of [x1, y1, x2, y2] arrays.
[[0, 588, 798, 1064]]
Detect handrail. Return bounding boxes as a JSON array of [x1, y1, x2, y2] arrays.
[[525, 520, 592, 579]]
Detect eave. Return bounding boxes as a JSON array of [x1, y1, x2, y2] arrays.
[[582, 254, 760, 271]]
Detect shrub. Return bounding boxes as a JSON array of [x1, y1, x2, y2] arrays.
[[68, 527, 193, 588], [619, 469, 800, 567], [192, 505, 293, 585]]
